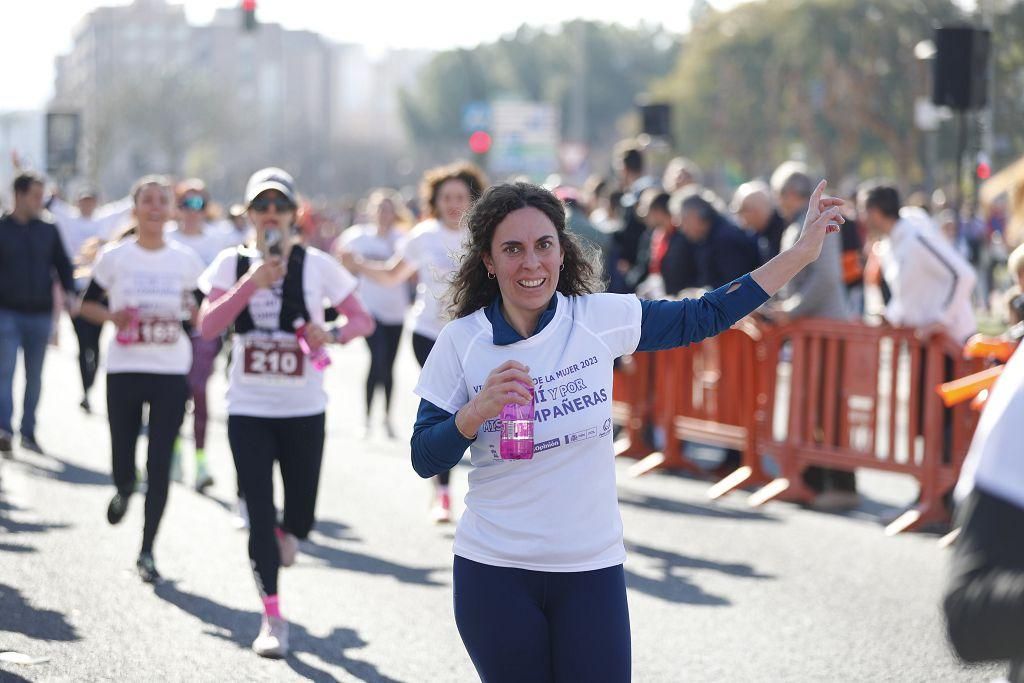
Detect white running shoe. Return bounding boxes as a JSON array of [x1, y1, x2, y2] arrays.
[[194, 461, 214, 493], [252, 616, 289, 658], [170, 449, 183, 484], [233, 498, 250, 530], [431, 491, 452, 524], [277, 530, 299, 567]]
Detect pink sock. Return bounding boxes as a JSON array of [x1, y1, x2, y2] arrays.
[[274, 527, 286, 541], [263, 595, 282, 619]]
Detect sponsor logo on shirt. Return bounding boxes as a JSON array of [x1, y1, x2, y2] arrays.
[[534, 437, 561, 453], [565, 424, 602, 444]]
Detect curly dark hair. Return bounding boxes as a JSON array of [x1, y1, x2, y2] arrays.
[[420, 161, 488, 219], [448, 182, 602, 320]]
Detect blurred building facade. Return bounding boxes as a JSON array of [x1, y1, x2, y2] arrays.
[[0, 111, 45, 208], [51, 0, 428, 201]]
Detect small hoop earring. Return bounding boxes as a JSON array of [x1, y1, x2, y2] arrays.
[[560, 263, 564, 271], [487, 271, 495, 279]]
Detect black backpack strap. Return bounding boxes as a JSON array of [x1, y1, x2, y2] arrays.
[[278, 245, 311, 331], [233, 249, 256, 334]]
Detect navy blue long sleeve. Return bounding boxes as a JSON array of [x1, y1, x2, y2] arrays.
[[411, 402, 474, 478], [409, 274, 768, 478], [636, 273, 768, 352]]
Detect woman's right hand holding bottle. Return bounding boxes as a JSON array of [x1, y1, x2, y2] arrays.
[[455, 361, 533, 438], [248, 256, 286, 289], [110, 308, 135, 330]]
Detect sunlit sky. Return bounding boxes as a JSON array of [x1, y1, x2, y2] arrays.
[[0, 0, 754, 111]]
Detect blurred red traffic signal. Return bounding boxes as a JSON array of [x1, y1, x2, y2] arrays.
[[469, 131, 491, 155], [242, 0, 256, 31]]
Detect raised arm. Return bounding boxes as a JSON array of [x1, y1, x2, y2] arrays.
[[636, 180, 844, 352], [749, 180, 843, 296]]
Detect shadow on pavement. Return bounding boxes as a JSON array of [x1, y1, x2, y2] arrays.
[[617, 491, 778, 522], [623, 541, 774, 606], [19, 454, 109, 487], [0, 581, 79, 642], [301, 538, 446, 587], [0, 666, 33, 682], [0, 497, 70, 536], [154, 581, 406, 683], [0, 543, 35, 554], [312, 519, 361, 543]]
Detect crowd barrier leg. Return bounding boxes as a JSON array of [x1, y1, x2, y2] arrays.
[[627, 348, 705, 477], [612, 353, 654, 459], [708, 327, 772, 499]]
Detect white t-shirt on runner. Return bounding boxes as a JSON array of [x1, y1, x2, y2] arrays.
[[398, 218, 466, 340], [165, 224, 231, 266], [414, 292, 643, 572], [91, 239, 205, 375], [339, 224, 410, 325], [200, 246, 358, 418]]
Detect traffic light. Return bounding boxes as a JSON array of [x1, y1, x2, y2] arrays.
[[468, 130, 491, 155], [976, 160, 991, 180], [242, 0, 257, 31]]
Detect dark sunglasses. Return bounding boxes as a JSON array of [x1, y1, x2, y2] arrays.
[[250, 197, 295, 214], [179, 195, 206, 211]]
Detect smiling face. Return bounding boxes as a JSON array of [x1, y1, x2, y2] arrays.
[[482, 207, 563, 326], [133, 184, 172, 240]]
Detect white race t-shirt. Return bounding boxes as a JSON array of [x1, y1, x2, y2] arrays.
[[398, 219, 466, 340], [166, 224, 231, 266], [200, 246, 358, 418], [954, 347, 1024, 508], [91, 239, 205, 375], [340, 224, 410, 325], [414, 292, 643, 572]]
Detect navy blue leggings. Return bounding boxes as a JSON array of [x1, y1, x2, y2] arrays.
[[453, 555, 631, 683]]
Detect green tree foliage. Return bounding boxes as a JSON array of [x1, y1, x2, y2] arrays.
[[653, 0, 967, 185], [399, 21, 680, 158], [990, 0, 1024, 168]]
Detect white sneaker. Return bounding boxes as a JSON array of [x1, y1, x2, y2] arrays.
[[170, 449, 183, 484], [194, 461, 214, 493], [252, 616, 289, 658], [233, 498, 250, 530], [277, 530, 299, 567]]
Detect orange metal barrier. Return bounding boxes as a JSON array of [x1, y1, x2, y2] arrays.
[[745, 320, 984, 534], [611, 352, 656, 458], [613, 322, 771, 493]]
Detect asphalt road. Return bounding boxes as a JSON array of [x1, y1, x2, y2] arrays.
[[0, 319, 1003, 682]]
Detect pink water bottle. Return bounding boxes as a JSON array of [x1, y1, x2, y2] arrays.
[[499, 385, 535, 460], [293, 319, 332, 371], [115, 306, 140, 345]]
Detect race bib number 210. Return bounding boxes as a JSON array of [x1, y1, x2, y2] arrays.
[[241, 338, 305, 386]]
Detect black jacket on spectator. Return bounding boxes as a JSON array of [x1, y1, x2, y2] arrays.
[[0, 213, 75, 313], [626, 228, 694, 297], [755, 210, 788, 266], [608, 177, 658, 293], [690, 216, 760, 289]]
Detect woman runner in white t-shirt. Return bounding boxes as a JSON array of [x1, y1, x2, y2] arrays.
[[197, 167, 374, 659], [342, 162, 487, 522], [334, 188, 412, 438], [80, 175, 206, 584], [412, 181, 845, 682]]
